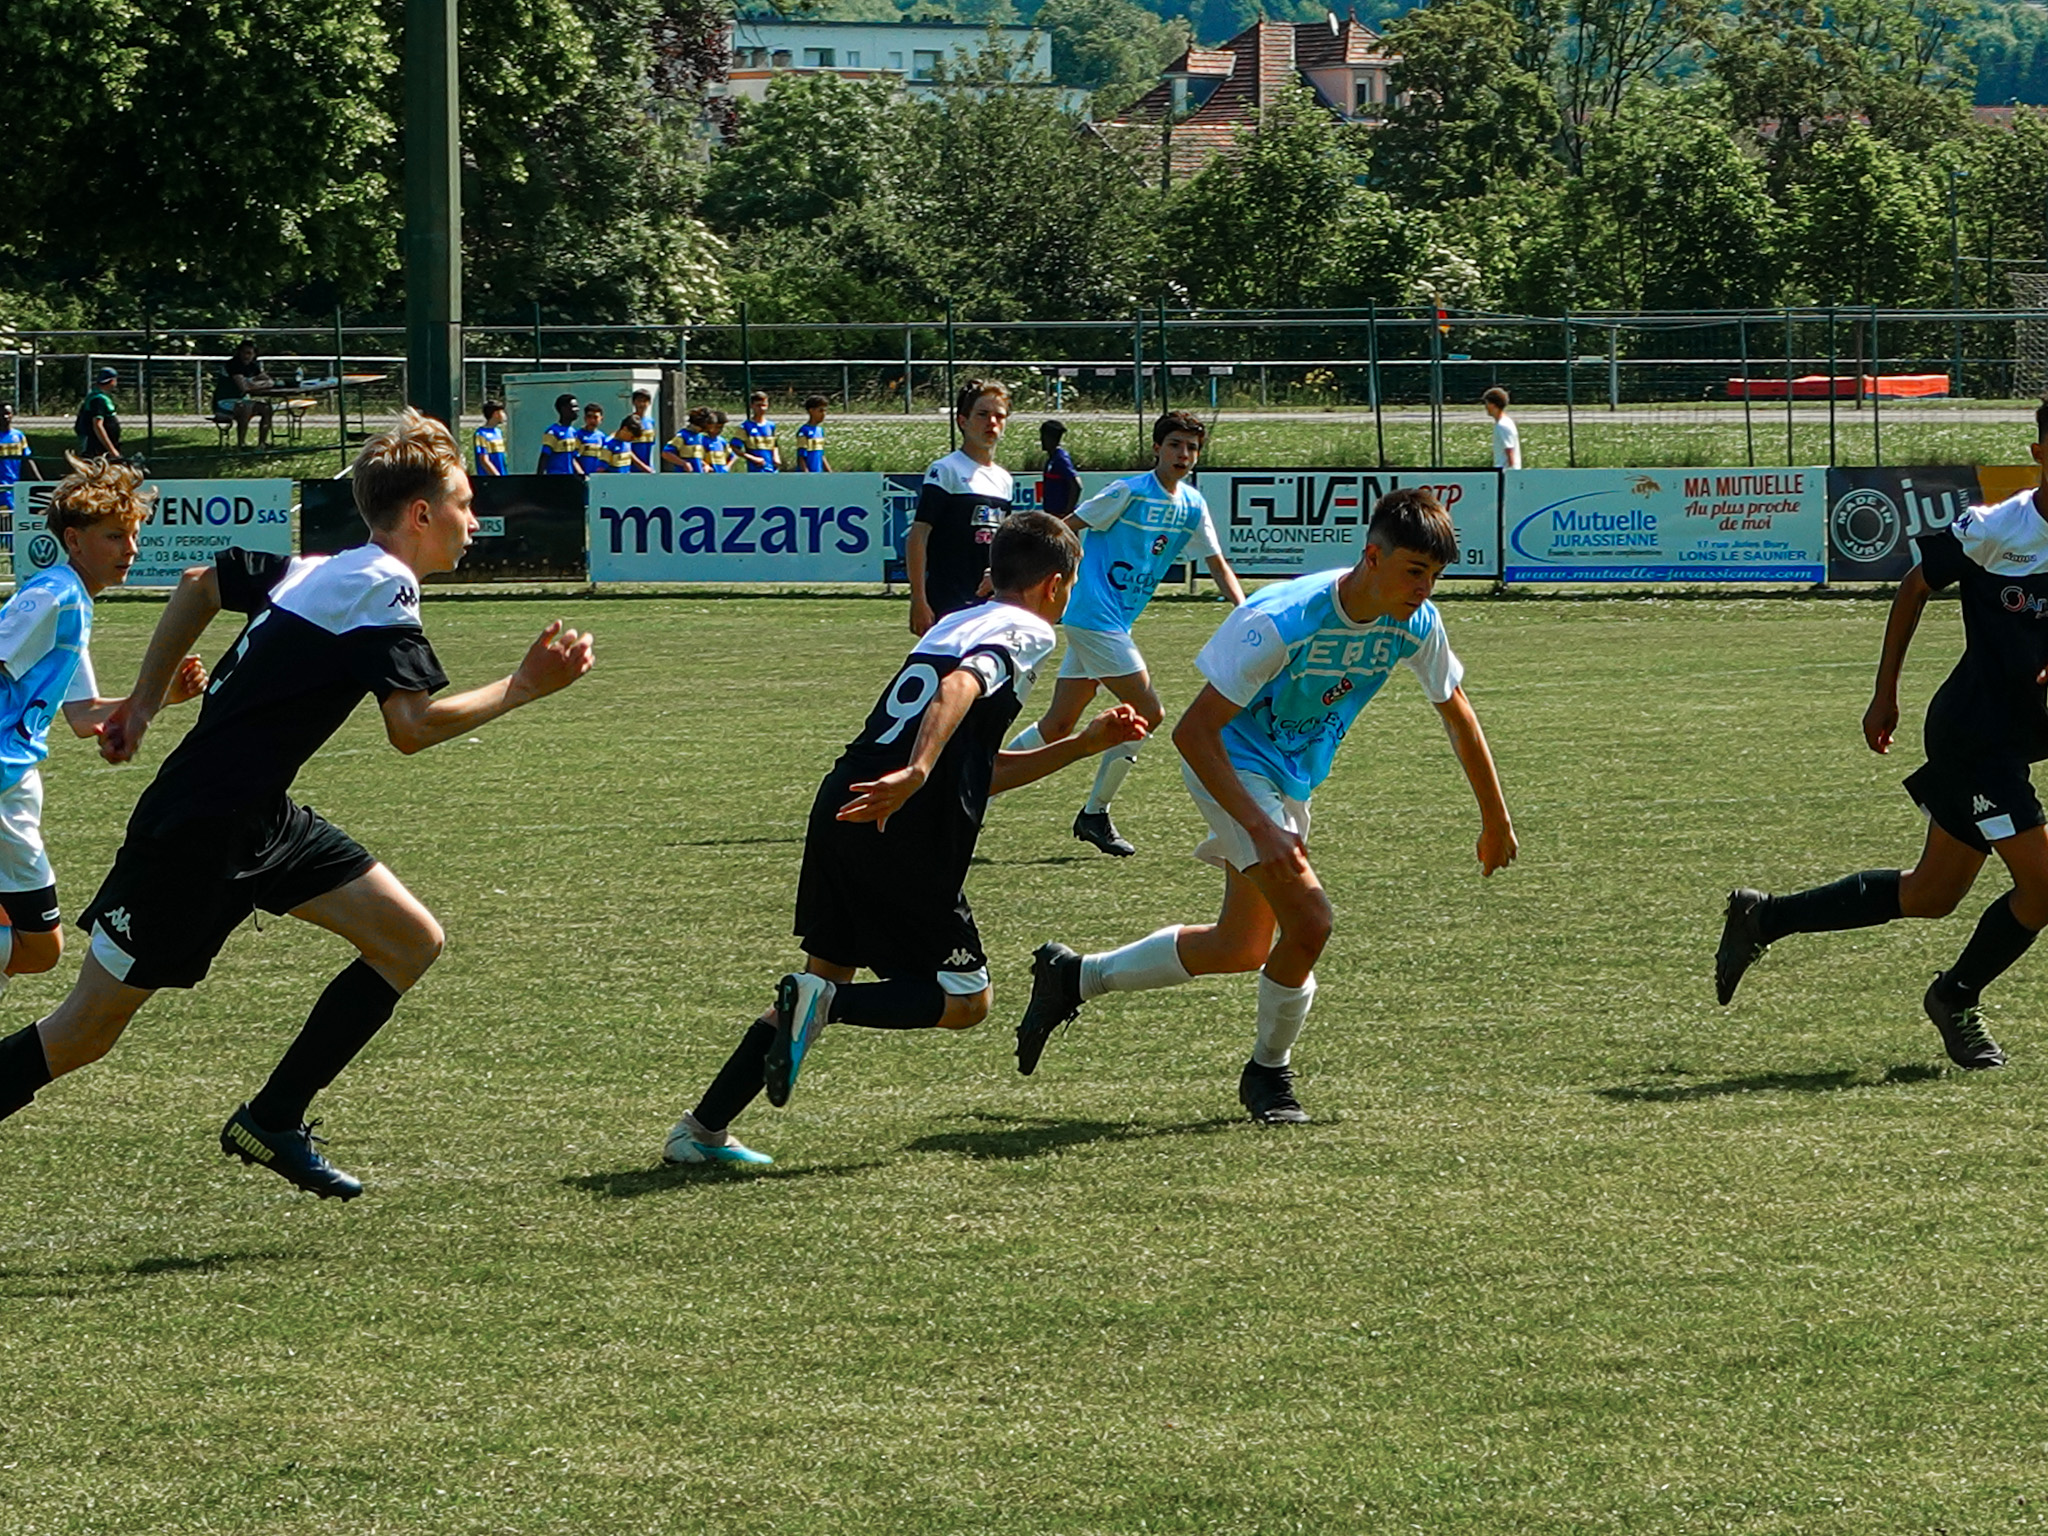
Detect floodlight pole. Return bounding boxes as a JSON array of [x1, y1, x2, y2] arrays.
[[404, 0, 462, 429]]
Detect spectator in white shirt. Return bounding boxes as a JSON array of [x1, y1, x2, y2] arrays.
[[1484, 387, 1521, 469]]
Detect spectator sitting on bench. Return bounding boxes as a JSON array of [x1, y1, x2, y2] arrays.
[[215, 341, 276, 449]]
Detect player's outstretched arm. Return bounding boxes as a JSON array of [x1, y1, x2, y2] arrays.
[[1867, 565, 1931, 754], [991, 705, 1148, 795], [1173, 685, 1309, 876], [380, 620, 594, 756], [837, 667, 982, 830], [1204, 554, 1248, 606], [67, 656, 207, 739], [99, 565, 224, 762], [1433, 687, 1517, 877]]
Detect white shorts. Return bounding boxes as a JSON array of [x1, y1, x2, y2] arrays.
[[1056, 624, 1146, 681], [1181, 760, 1311, 872], [0, 770, 54, 893]]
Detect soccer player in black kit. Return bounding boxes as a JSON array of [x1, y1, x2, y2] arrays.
[[666, 511, 1146, 1167], [1717, 400, 2048, 1070], [0, 409, 594, 1199]]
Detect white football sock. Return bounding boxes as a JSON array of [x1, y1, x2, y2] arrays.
[[1084, 738, 1143, 814], [1080, 926, 1189, 1001], [1252, 971, 1316, 1068], [680, 1110, 734, 1147], [1007, 722, 1047, 752]]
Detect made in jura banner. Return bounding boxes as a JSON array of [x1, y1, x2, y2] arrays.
[[587, 472, 887, 583], [1203, 469, 1502, 579], [303, 476, 587, 582], [11, 478, 292, 586], [1504, 468, 1827, 583], [1824, 467, 1978, 581]]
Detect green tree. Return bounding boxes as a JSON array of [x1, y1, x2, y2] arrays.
[[1558, 91, 1779, 308], [703, 73, 909, 234], [1553, 0, 1717, 174], [1372, 0, 1561, 204], [1036, 0, 1191, 104], [1781, 124, 1944, 305]]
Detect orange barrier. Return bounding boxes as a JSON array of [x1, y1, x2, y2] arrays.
[[1726, 374, 1950, 400]]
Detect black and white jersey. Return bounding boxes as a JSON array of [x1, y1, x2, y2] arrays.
[[825, 599, 1055, 844], [128, 546, 448, 839], [913, 450, 1014, 619], [1917, 489, 2048, 765]]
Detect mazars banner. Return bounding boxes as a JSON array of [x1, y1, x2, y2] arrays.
[[1204, 470, 1503, 579], [587, 473, 886, 584], [1504, 468, 1826, 583], [12, 478, 292, 586]]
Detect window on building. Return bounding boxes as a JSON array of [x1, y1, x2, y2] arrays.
[[888, 50, 904, 69], [771, 49, 792, 68], [911, 49, 941, 79], [803, 48, 836, 67], [847, 50, 860, 66]]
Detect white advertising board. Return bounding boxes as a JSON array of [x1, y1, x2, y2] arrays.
[[11, 478, 293, 587], [1503, 468, 1827, 583], [1201, 470, 1503, 578], [586, 472, 887, 583]]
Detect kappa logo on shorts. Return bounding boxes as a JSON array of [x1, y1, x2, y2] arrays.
[[945, 948, 977, 967], [102, 906, 132, 936], [1974, 794, 1997, 815]]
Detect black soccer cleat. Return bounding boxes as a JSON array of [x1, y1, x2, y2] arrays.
[[1072, 809, 1136, 858], [1016, 942, 1084, 1076], [1924, 975, 2008, 1070], [1714, 888, 1770, 1005], [1238, 1060, 1311, 1125], [220, 1103, 364, 1201]]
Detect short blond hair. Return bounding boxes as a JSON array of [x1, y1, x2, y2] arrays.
[[352, 408, 464, 531], [47, 453, 154, 544]]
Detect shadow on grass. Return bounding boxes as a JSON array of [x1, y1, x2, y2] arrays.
[[904, 1110, 1242, 1160], [0, 1248, 295, 1298], [667, 835, 802, 849], [1596, 1062, 1944, 1103], [561, 1160, 886, 1199], [969, 854, 1094, 867]]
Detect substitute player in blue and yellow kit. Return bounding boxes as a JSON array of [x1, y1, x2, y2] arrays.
[[472, 400, 508, 477], [795, 396, 829, 472], [537, 395, 582, 474], [662, 409, 708, 472], [1717, 400, 2048, 1070], [0, 402, 40, 512], [1009, 410, 1245, 857], [576, 401, 613, 476], [1017, 488, 1516, 1125], [738, 392, 778, 473]]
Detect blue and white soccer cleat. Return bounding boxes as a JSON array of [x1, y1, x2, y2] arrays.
[[663, 1115, 774, 1167], [763, 972, 836, 1108]]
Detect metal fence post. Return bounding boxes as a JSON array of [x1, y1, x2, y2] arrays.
[[1783, 308, 1795, 467], [740, 301, 753, 407], [903, 322, 914, 416], [1157, 295, 1170, 415], [1606, 325, 1618, 411], [1131, 310, 1145, 461], [335, 307, 349, 473], [1826, 306, 1838, 467], [1428, 313, 1444, 466], [1367, 300, 1385, 468], [1738, 313, 1753, 468], [945, 302, 957, 452], [144, 316, 156, 460], [532, 302, 543, 370], [1871, 305, 1883, 467], [1564, 311, 1576, 468]]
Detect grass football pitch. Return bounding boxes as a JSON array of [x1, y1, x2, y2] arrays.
[[6, 589, 2047, 1535]]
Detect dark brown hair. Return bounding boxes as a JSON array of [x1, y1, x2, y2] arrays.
[[1153, 410, 1206, 447], [1367, 487, 1459, 567], [990, 510, 1079, 592]]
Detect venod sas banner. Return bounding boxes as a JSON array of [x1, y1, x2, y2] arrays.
[[1503, 468, 1826, 583], [1205, 470, 1502, 579], [587, 473, 885, 583], [11, 478, 292, 587]]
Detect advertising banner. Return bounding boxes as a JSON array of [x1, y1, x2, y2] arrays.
[[1205, 470, 1502, 579], [303, 476, 589, 582], [1823, 467, 1978, 582], [1503, 468, 1826, 583], [879, 471, 1125, 583], [11, 478, 292, 586], [587, 472, 886, 584]]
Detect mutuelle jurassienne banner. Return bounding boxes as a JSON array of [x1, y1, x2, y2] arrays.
[[1504, 468, 1828, 583], [11, 478, 292, 586]]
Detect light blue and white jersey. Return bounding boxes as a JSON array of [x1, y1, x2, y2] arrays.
[[1195, 568, 1462, 800], [1062, 471, 1221, 636], [0, 563, 98, 793]]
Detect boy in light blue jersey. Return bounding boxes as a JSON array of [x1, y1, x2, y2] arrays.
[[1008, 410, 1245, 857], [472, 400, 508, 476], [0, 456, 205, 997], [1016, 488, 1517, 1125]]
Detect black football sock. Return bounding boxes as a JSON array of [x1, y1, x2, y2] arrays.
[[828, 977, 948, 1029], [692, 1018, 776, 1133], [1756, 870, 1902, 943], [0, 1021, 52, 1122], [1939, 892, 2040, 1005], [248, 960, 402, 1133]]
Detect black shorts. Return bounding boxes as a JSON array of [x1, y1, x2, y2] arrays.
[[0, 885, 61, 934], [792, 787, 986, 983], [79, 802, 377, 990], [1904, 759, 2046, 854]]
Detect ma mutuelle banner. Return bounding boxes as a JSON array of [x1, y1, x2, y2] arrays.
[[587, 473, 887, 583], [1503, 469, 1826, 583], [10, 478, 292, 586], [1202, 470, 1502, 579]]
